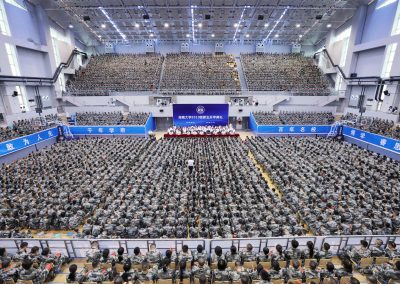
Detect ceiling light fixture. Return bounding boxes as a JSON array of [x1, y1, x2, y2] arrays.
[[99, 7, 126, 40], [149, 33, 154, 37], [101, 24, 106, 28], [191, 5, 196, 42], [164, 23, 169, 28], [198, 23, 203, 28], [234, 23, 239, 28], [246, 34, 250, 38], [68, 24, 74, 29], [135, 23, 140, 28], [264, 23, 269, 28], [299, 35, 303, 38], [275, 34, 279, 38], [262, 6, 288, 42], [296, 24, 301, 28], [186, 33, 190, 38], [233, 6, 249, 41], [211, 33, 215, 37], [327, 24, 332, 28]]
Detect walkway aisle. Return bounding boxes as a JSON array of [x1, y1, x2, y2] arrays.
[[248, 149, 316, 235]]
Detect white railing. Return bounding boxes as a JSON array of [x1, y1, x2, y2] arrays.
[[1, 235, 399, 258]]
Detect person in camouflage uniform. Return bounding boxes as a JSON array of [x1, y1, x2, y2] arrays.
[[18, 259, 50, 284]]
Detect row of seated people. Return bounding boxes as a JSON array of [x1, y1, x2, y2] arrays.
[[241, 53, 330, 95], [341, 113, 400, 140], [167, 125, 236, 135], [0, 115, 58, 143], [158, 53, 240, 91], [2, 239, 399, 283], [248, 136, 400, 236], [66, 54, 163, 93], [253, 112, 334, 125], [75, 112, 149, 126]]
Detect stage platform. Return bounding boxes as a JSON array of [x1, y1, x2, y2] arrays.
[[164, 133, 240, 138]]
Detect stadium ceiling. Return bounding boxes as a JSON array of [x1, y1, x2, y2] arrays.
[[35, 0, 371, 46]]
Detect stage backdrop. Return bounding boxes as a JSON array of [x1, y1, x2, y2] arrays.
[[173, 104, 229, 127]]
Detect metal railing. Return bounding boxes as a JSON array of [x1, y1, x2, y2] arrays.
[[1, 235, 399, 258]]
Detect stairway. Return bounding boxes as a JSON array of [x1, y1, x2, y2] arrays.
[[157, 56, 166, 91], [234, 56, 248, 91]]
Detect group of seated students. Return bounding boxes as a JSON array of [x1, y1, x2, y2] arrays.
[[75, 112, 149, 126], [2, 239, 399, 284], [248, 137, 400, 236], [0, 242, 71, 283], [341, 113, 400, 140], [241, 53, 330, 96], [167, 125, 236, 135], [66, 54, 163, 94], [253, 112, 334, 126], [160, 53, 240, 91], [0, 114, 58, 143]]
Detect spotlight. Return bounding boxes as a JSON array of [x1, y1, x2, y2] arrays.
[[198, 23, 202, 28], [327, 24, 332, 28], [245, 34, 250, 38], [186, 33, 190, 38], [101, 24, 106, 28], [264, 23, 269, 27], [299, 34, 303, 38], [296, 24, 301, 28], [68, 24, 74, 29], [134, 23, 140, 28], [149, 33, 154, 37], [234, 23, 239, 27], [211, 33, 215, 37], [164, 23, 169, 28], [275, 34, 279, 38]]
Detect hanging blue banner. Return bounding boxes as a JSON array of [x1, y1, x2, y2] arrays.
[[0, 127, 58, 156], [343, 126, 400, 154], [256, 125, 331, 134], [173, 104, 229, 127], [69, 125, 146, 135]]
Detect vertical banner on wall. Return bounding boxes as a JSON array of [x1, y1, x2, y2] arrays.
[[173, 104, 229, 127]]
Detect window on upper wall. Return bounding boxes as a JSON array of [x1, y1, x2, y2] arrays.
[[381, 43, 398, 78], [5, 0, 26, 10], [0, 0, 11, 36], [5, 43, 20, 76], [376, 0, 397, 10], [392, 1, 400, 35]]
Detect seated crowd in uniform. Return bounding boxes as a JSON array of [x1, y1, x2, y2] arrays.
[[160, 53, 240, 91], [342, 113, 400, 140], [248, 137, 400, 235], [0, 137, 303, 239], [1, 239, 399, 283], [75, 112, 149, 126], [0, 114, 58, 143], [253, 112, 334, 125], [241, 53, 330, 95], [66, 54, 163, 94]]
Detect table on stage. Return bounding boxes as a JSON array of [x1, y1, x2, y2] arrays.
[[164, 133, 240, 138]]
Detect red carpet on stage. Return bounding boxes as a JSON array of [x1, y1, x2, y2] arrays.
[[164, 133, 240, 138]]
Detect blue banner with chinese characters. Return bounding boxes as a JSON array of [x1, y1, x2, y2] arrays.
[[343, 126, 400, 154], [0, 127, 58, 156], [69, 125, 146, 135], [257, 125, 332, 134], [173, 104, 229, 127]]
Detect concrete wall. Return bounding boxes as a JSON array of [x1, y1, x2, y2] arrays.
[[0, 0, 87, 123], [96, 42, 310, 56]]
